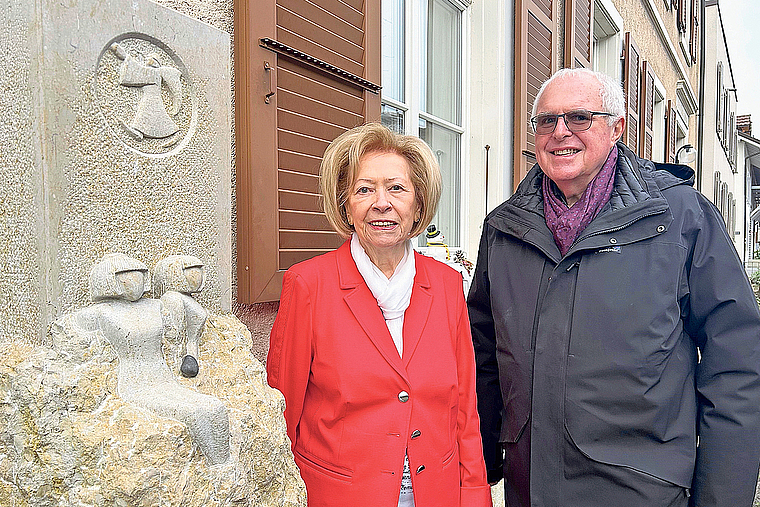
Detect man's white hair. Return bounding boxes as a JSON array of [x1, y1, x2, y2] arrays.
[[532, 68, 626, 126]]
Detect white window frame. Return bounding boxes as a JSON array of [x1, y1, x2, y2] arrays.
[[592, 0, 624, 83], [652, 74, 667, 163], [381, 0, 469, 248]]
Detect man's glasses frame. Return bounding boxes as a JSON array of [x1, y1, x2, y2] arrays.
[[530, 109, 616, 135]]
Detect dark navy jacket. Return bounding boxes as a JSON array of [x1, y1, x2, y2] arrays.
[[469, 143, 760, 506]]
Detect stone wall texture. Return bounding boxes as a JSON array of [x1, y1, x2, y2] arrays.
[[2, 0, 233, 345], [0, 313, 306, 506], [0, 1, 45, 343]]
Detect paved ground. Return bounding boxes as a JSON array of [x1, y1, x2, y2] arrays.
[[491, 480, 503, 506]]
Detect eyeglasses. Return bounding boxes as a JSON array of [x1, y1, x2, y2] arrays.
[[530, 109, 615, 135]]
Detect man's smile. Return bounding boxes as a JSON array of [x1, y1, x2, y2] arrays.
[[551, 148, 581, 156]]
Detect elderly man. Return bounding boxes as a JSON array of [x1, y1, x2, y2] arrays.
[[469, 68, 760, 506]]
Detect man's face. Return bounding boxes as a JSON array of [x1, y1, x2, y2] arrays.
[[534, 74, 625, 202]]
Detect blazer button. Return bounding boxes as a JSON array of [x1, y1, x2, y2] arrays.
[[398, 391, 409, 403], [411, 429, 421, 439], [416, 465, 425, 474]]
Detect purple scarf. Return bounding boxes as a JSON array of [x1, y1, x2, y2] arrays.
[[542, 146, 618, 256]]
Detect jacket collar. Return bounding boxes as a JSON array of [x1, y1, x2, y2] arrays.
[[487, 142, 683, 259], [336, 239, 432, 289], [335, 240, 433, 376]]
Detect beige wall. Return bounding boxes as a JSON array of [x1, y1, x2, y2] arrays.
[[612, 0, 699, 99], [610, 0, 701, 154]]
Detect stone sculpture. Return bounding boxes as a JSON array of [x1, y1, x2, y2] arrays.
[[110, 42, 183, 140], [68, 253, 230, 465], [154, 254, 208, 378]]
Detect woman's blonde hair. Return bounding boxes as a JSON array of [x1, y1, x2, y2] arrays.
[[320, 123, 442, 239]]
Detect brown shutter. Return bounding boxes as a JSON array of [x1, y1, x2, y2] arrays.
[[514, 0, 558, 188], [665, 99, 677, 163], [730, 111, 736, 165], [689, 0, 698, 63], [564, 0, 592, 69], [639, 61, 655, 160], [677, 0, 687, 33], [622, 32, 640, 153], [235, 0, 381, 303]]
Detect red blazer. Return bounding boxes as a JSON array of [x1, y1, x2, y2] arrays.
[[267, 240, 491, 507]]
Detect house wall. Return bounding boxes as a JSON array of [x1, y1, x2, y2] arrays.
[[465, 0, 514, 258], [702, 3, 744, 258], [609, 0, 700, 148]]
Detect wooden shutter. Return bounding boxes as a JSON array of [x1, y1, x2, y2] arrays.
[[676, 0, 687, 33], [564, 0, 592, 69], [730, 111, 736, 165], [235, 0, 381, 303], [622, 32, 640, 153], [639, 61, 655, 160], [514, 0, 558, 189], [665, 99, 677, 163], [689, 0, 698, 63]]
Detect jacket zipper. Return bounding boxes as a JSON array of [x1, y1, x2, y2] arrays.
[[573, 208, 666, 245]]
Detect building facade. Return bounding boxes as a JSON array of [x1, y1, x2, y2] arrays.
[[740, 128, 760, 264], [702, 0, 743, 258], [234, 0, 703, 297], [7, 0, 747, 367], [230, 0, 718, 356]]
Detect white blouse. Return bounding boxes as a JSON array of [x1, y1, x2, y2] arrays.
[[350, 234, 416, 507]]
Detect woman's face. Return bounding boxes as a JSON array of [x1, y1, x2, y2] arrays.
[[116, 270, 146, 302], [345, 151, 421, 263]]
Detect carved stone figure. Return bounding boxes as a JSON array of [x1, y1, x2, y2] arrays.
[[68, 253, 230, 465], [154, 255, 208, 378], [110, 42, 182, 140]]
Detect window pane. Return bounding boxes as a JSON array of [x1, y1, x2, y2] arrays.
[[382, 0, 405, 102], [381, 103, 405, 133], [420, 0, 461, 125], [419, 119, 460, 246]]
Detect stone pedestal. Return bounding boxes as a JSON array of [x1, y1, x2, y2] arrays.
[[0, 314, 306, 506]]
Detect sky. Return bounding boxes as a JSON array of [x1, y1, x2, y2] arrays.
[[718, 0, 760, 128]]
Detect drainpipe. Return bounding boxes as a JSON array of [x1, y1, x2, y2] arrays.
[[696, 0, 706, 191]]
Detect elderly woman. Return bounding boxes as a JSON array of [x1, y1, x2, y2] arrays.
[[267, 123, 491, 507]]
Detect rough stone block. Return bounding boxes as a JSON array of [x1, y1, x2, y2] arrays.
[[0, 314, 306, 506]]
